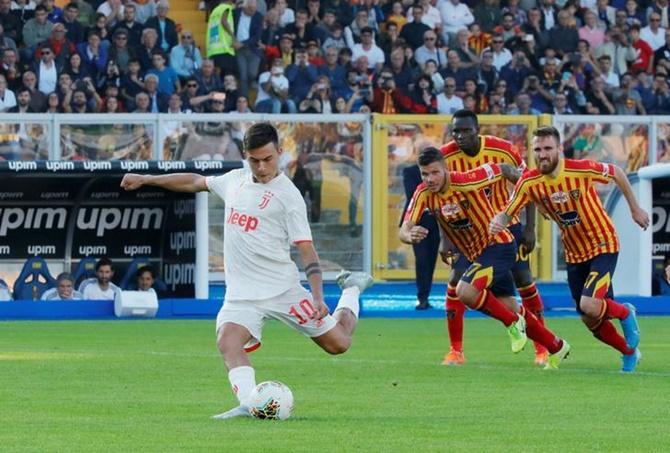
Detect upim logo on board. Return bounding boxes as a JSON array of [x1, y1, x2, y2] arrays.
[[28, 245, 56, 255], [124, 245, 152, 256], [0, 207, 67, 235], [164, 263, 195, 290], [77, 208, 163, 237], [170, 231, 195, 255]]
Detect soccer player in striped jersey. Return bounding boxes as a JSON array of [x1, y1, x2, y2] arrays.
[[490, 126, 649, 373], [440, 110, 549, 367], [400, 147, 570, 368]]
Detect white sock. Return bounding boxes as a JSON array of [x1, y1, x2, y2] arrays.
[[228, 366, 256, 406], [334, 286, 360, 319]]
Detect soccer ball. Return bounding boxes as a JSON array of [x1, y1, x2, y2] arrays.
[[247, 381, 294, 420]]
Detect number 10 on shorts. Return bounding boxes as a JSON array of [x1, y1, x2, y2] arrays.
[[289, 299, 317, 325]]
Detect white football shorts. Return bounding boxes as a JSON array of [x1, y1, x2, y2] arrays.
[[215, 284, 338, 352]]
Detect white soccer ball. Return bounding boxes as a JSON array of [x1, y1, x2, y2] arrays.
[[247, 381, 294, 420]]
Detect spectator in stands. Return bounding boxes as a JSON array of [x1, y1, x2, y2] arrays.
[[613, 72, 646, 114], [386, 1, 407, 30], [41, 273, 82, 300], [484, 34, 512, 71], [233, 95, 251, 113], [77, 30, 108, 80], [538, 0, 559, 31], [0, 75, 16, 111], [475, 50, 497, 94], [377, 21, 400, 57], [7, 86, 33, 113], [136, 266, 156, 292], [96, 60, 121, 91], [315, 8, 337, 45], [452, 29, 480, 69], [133, 91, 151, 112], [408, 0, 440, 31], [388, 47, 415, 89], [549, 10, 580, 57], [306, 0, 321, 27], [645, 73, 670, 113], [1, 49, 21, 91], [72, 0, 95, 28], [509, 91, 540, 115], [630, 24, 655, 73], [594, 0, 616, 30], [113, 4, 143, 48], [0, 24, 18, 58], [275, 0, 294, 27], [109, 28, 135, 73], [551, 92, 573, 114], [66, 81, 101, 112], [128, 0, 156, 25], [494, 12, 523, 44], [299, 79, 332, 113], [400, 5, 431, 50], [353, 0, 383, 32], [138, 27, 159, 72], [97, 0, 123, 27], [61, 2, 84, 44], [260, 7, 282, 51], [624, 0, 645, 27], [287, 47, 318, 104], [522, 8, 549, 49], [596, 26, 636, 76], [652, 255, 670, 295], [441, 50, 472, 90], [142, 72, 169, 111], [323, 0, 352, 30], [338, 46, 352, 68], [580, 9, 605, 50], [284, 9, 317, 50], [641, 12, 666, 51], [656, 30, 670, 72], [46, 22, 76, 68], [351, 26, 384, 72], [65, 52, 87, 80], [121, 58, 144, 104], [318, 46, 346, 97], [194, 58, 223, 94], [180, 78, 208, 112], [408, 73, 437, 113], [503, 0, 526, 26], [22, 70, 47, 111], [473, 0, 501, 34], [436, 76, 463, 113], [222, 74, 239, 111], [439, 0, 473, 46], [81, 257, 119, 300], [147, 50, 179, 95], [0, 0, 22, 44], [34, 43, 60, 95], [233, 0, 263, 97], [255, 58, 296, 113], [89, 13, 112, 45], [415, 29, 446, 70], [596, 54, 619, 88], [103, 94, 120, 112], [23, 5, 53, 57], [43, 0, 62, 22], [423, 59, 444, 93], [145, 0, 178, 52]]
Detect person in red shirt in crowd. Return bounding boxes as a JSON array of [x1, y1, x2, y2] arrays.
[[629, 24, 654, 74]]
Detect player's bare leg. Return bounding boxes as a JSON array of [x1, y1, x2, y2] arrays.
[[212, 323, 255, 420], [312, 271, 373, 355], [444, 268, 467, 366]]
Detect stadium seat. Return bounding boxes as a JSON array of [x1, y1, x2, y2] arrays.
[[13, 257, 57, 300], [119, 257, 168, 293], [72, 257, 98, 288]]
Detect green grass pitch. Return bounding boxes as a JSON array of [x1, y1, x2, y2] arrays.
[[1, 317, 669, 452]]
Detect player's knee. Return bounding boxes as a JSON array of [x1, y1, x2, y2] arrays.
[[322, 338, 350, 355], [455, 283, 476, 307], [578, 296, 601, 318]]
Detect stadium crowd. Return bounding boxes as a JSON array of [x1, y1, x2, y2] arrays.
[[1, 0, 670, 115]]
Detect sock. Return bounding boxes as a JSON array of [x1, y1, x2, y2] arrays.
[[476, 289, 519, 327], [604, 298, 630, 320], [591, 320, 634, 355], [520, 306, 562, 354], [519, 283, 548, 355], [228, 365, 256, 406], [334, 286, 360, 318], [446, 284, 465, 352]]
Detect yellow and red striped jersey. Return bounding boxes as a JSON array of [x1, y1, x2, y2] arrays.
[[404, 164, 514, 262], [440, 135, 524, 225], [504, 159, 619, 264]]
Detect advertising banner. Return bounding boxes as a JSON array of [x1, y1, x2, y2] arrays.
[[0, 161, 240, 297]]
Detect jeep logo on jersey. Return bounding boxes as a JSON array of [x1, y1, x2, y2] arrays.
[[556, 210, 581, 227], [227, 208, 259, 232], [448, 218, 472, 230], [550, 191, 569, 203]]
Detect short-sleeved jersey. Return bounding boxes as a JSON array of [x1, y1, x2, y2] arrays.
[[404, 164, 514, 262], [441, 135, 525, 225], [504, 159, 619, 264], [206, 169, 313, 301]]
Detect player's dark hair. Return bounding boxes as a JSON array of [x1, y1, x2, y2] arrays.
[[56, 272, 74, 284], [136, 265, 155, 280], [95, 256, 113, 271], [452, 109, 478, 126], [244, 123, 279, 152], [533, 126, 561, 144], [417, 146, 443, 167]]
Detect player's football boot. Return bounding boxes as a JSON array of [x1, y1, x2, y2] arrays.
[[211, 405, 252, 420], [507, 315, 527, 353], [543, 340, 571, 370], [441, 348, 466, 366], [620, 303, 640, 349], [534, 350, 549, 366], [621, 348, 642, 373], [336, 270, 373, 293]]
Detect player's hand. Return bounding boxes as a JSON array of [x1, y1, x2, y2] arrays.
[[632, 206, 650, 230], [120, 173, 146, 191], [489, 213, 506, 236], [409, 226, 429, 244], [520, 227, 536, 253], [312, 298, 329, 320]]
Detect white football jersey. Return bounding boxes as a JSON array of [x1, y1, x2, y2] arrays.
[[206, 169, 312, 301]]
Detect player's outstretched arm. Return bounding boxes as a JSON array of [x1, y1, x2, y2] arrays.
[[295, 241, 329, 319], [399, 219, 429, 245], [612, 166, 650, 230], [498, 163, 521, 184], [120, 173, 208, 193], [438, 228, 459, 266]]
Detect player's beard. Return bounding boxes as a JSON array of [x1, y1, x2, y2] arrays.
[[537, 154, 559, 174]]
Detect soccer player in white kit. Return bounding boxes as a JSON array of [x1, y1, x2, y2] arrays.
[[120, 123, 373, 419]]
